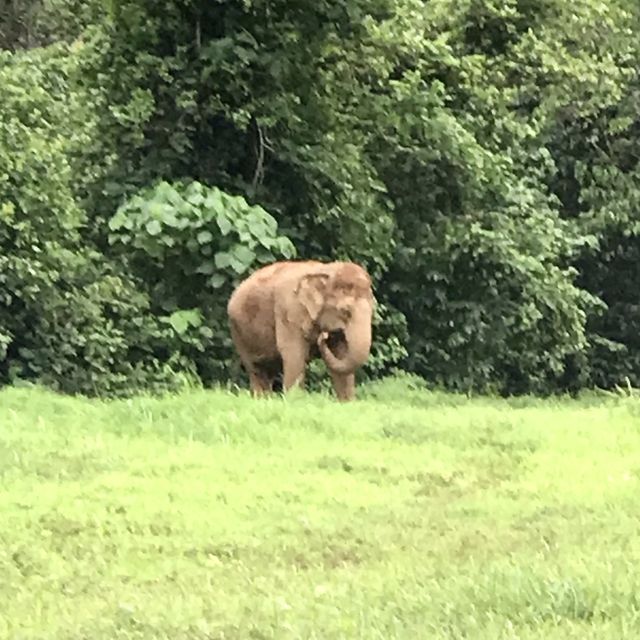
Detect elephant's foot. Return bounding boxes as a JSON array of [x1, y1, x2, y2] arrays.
[[248, 357, 282, 395]]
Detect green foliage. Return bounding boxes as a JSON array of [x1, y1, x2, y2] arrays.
[[0, 45, 183, 396], [4, 0, 640, 395], [109, 180, 295, 285], [530, 2, 640, 389], [357, 0, 604, 393], [93, 0, 397, 265], [364, 300, 409, 379], [109, 180, 296, 383]]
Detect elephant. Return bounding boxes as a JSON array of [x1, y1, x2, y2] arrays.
[[227, 260, 374, 401]]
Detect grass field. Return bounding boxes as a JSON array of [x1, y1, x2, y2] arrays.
[[2, 378, 640, 639]]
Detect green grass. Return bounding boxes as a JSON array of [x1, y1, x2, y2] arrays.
[[2, 378, 640, 639]]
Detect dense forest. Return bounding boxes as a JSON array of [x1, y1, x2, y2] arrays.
[[1, 0, 640, 396]]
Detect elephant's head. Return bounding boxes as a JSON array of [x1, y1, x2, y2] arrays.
[[295, 262, 374, 374]]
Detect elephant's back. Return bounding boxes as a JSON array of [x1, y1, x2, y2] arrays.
[[227, 260, 323, 316]]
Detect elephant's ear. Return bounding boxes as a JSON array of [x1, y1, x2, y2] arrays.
[[295, 272, 329, 329]]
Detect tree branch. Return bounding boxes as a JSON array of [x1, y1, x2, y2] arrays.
[[251, 117, 265, 193]]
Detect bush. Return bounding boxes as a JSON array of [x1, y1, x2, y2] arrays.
[[0, 45, 183, 395], [108, 180, 297, 384], [5, 0, 640, 397]]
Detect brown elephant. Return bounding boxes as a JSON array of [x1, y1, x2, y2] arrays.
[[227, 260, 374, 401]]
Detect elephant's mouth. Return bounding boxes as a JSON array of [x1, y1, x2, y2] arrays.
[[324, 329, 348, 359]]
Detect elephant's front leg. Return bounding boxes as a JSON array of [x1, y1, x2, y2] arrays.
[[329, 370, 356, 401], [278, 334, 310, 393]]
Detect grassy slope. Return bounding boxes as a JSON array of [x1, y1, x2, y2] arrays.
[[1, 379, 640, 639]]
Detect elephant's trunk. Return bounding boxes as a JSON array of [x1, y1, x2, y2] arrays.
[[318, 303, 372, 374]]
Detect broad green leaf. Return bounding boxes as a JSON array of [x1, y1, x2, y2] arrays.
[[205, 189, 225, 215], [146, 220, 162, 236], [230, 257, 248, 274], [279, 238, 295, 259], [217, 213, 232, 235], [214, 251, 232, 269], [231, 244, 256, 266], [199, 326, 214, 338], [196, 261, 215, 275], [164, 309, 203, 335], [208, 273, 226, 288]]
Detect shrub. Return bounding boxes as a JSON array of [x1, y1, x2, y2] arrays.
[[108, 180, 297, 384], [0, 45, 182, 395]]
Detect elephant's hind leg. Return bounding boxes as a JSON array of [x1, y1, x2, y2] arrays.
[[249, 370, 273, 396], [230, 322, 273, 396], [250, 358, 282, 396]]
